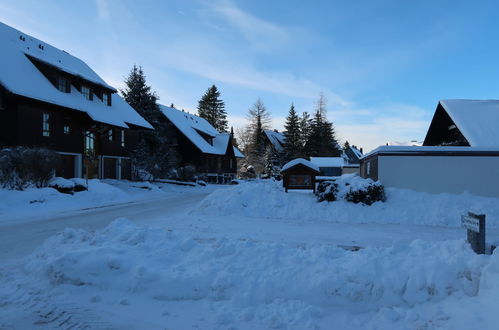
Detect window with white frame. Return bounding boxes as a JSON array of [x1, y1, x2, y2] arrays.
[[102, 93, 110, 106], [84, 131, 95, 153], [366, 161, 371, 176], [57, 76, 69, 93], [108, 128, 113, 141], [82, 86, 92, 100], [42, 113, 51, 137], [120, 130, 125, 147]]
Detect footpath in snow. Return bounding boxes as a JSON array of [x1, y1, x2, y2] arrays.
[[0, 179, 210, 226]]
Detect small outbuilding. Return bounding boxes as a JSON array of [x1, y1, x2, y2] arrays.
[[281, 158, 320, 192]]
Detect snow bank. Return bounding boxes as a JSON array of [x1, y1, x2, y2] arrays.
[[0, 179, 205, 225], [196, 179, 499, 228], [4, 219, 494, 328]]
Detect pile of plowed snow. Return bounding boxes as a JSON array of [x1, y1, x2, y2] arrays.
[[195, 179, 499, 228], [1, 219, 497, 329]]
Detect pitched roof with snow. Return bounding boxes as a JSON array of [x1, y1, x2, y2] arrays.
[[310, 157, 344, 168], [0, 22, 152, 129], [436, 99, 499, 147], [158, 105, 243, 157], [281, 158, 320, 172], [264, 130, 285, 151]]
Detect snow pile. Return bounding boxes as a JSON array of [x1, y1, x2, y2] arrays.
[[196, 179, 499, 228], [0, 180, 144, 224], [2, 219, 494, 328]]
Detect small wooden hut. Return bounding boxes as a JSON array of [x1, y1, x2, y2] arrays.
[[281, 158, 320, 192]]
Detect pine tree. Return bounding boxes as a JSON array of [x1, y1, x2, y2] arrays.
[[305, 93, 342, 157], [283, 103, 302, 162], [197, 85, 228, 132], [120, 65, 177, 179]]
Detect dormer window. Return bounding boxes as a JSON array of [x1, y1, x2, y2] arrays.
[[102, 93, 111, 106], [57, 76, 70, 93], [82, 86, 93, 100]]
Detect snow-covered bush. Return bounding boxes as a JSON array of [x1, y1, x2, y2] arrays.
[[48, 177, 75, 194], [345, 182, 386, 205], [316, 181, 338, 202], [176, 165, 196, 182], [0, 147, 60, 190], [70, 178, 88, 192], [316, 175, 385, 205]]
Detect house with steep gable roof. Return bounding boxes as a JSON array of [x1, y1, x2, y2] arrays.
[[158, 105, 243, 178], [0, 22, 152, 179], [360, 99, 499, 198], [423, 99, 499, 147], [263, 129, 285, 152]]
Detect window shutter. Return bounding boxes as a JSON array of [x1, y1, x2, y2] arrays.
[[65, 79, 70, 93], [89, 89, 93, 101]]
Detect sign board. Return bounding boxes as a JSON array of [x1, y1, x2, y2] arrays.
[[461, 215, 480, 233], [288, 174, 312, 187], [461, 212, 485, 255]]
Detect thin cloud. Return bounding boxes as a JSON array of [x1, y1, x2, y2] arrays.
[[208, 0, 289, 50], [95, 0, 111, 21]]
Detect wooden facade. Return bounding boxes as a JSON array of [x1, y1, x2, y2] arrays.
[[168, 121, 239, 175], [423, 103, 469, 146], [0, 22, 153, 180], [0, 84, 142, 180]]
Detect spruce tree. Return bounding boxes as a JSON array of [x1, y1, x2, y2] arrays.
[[120, 65, 177, 179], [283, 103, 302, 162], [197, 85, 228, 132], [299, 111, 312, 152], [305, 93, 342, 157]]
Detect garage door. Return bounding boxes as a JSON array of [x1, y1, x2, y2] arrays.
[[56, 154, 75, 178], [103, 158, 117, 179]]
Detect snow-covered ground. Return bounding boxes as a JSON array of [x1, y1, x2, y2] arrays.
[[1, 179, 499, 329], [0, 179, 210, 226]]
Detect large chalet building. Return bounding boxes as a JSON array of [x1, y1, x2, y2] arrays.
[[0, 22, 152, 180], [159, 105, 243, 179]]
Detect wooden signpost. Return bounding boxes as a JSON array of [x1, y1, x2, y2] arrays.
[[461, 212, 485, 254]]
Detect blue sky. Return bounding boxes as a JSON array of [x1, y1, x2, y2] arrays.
[[1, 0, 498, 151]]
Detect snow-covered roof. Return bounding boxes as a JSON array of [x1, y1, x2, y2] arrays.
[[350, 146, 363, 159], [0, 22, 152, 129], [362, 145, 499, 159], [281, 158, 320, 172], [264, 130, 285, 151], [310, 157, 344, 168], [439, 99, 499, 147], [158, 105, 243, 157]]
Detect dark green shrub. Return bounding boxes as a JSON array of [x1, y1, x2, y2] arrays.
[[345, 183, 386, 205], [316, 181, 338, 202]]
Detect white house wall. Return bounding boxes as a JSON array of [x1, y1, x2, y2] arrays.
[[378, 155, 499, 198]]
